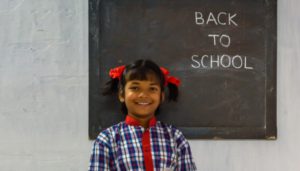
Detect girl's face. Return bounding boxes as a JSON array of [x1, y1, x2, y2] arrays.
[[119, 75, 164, 120]]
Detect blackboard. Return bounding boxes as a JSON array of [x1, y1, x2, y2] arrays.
[[89, 0, 277, 139]]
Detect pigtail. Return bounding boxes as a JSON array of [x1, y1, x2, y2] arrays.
[[167, 83, 179, 101], [102, 65, 126, 96], [102, 78, 120, 96]]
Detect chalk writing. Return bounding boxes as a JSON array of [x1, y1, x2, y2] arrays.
[[191, 11, 253, 70], [208, 34, 231, 48], [191, 54, 253, 70], [195, 12, 238, 26]]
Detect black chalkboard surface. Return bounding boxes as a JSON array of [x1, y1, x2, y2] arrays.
[[89, 0, 277, 139]]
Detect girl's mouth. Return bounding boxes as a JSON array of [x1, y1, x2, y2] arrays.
[[135, 102, 151, 105]]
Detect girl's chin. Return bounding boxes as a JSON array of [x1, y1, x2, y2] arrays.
[[130, 112, 155, 118]]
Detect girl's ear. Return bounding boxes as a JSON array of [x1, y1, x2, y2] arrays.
[[161, 91, 165, 103], [119, 90, 125, 102]]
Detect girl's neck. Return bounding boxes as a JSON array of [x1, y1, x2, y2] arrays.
[[128, 113, 155, 129]]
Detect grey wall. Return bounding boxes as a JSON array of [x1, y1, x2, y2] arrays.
[[0, 0, 299, 171]]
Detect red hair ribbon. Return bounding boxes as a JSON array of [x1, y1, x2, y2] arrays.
[[160, 67, 181, 87], [109, 65, 180, 87], [109, 65, 125, 80], [166, 76, 181, 87]]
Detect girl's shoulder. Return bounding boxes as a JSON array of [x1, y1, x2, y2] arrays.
[[94, 121, 126, 145], [156, 121, 186, 139], [155, 121, 190, 149]]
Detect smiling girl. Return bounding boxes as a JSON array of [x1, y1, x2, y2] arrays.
[[88, 59, 196, 171]]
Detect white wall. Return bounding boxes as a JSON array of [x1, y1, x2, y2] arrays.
[[0, 0, 299, 170]]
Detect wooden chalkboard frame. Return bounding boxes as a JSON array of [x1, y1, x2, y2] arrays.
[[89, 0, 277, 140]]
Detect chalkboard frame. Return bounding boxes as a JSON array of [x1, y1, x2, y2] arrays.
[[88, 0, 277, 140]]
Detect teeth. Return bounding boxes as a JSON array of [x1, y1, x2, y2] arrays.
[[137, 102, 150, 105]]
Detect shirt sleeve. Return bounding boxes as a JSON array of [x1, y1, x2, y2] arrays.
[[174, 130, 197, 171], [88, 136, 113, 171]]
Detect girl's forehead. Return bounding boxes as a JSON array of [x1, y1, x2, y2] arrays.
[[127, 79, 159, 85], [126, 78, 160, 85], [125, 71, 161, 83]]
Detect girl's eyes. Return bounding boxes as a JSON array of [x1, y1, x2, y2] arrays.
[[129, 86, 159, 92], [129, 87, 139, 91], [150, 87, 159, 92]]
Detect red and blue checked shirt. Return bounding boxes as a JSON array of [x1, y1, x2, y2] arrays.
[[88, 115, 197, 171]]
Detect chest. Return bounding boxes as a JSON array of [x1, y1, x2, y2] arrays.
[[111, 127, 178, 170]]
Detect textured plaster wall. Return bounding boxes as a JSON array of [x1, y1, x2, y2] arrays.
[[0, 0, 89, 170], [0, 0, 299, 171]]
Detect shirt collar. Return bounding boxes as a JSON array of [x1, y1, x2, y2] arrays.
[[125, 115, 157, 127]]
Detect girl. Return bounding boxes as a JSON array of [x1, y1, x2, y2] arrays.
[[88, 59, 196, 171]]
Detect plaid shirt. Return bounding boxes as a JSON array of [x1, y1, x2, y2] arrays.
[[88, 115, 197, 171]]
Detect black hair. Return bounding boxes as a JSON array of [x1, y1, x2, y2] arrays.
[[102, 59, 179, 115]]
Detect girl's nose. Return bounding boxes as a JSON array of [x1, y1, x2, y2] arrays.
[[138, 91, 149, 98]]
